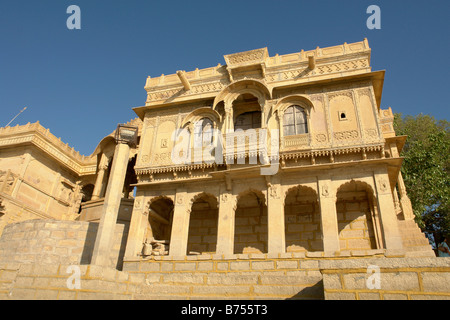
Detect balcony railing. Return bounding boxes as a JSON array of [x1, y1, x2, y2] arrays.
[[282, 134, 310, 150]]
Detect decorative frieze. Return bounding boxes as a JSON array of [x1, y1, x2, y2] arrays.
[[333, 130, 359, 141]]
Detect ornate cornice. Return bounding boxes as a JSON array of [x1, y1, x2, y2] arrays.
[[142, 40, 371, 106], [0, 122, 97, 176]]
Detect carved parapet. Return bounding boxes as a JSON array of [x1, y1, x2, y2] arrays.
[[0, 121, 97, 175], [142, 40, 371, 106]]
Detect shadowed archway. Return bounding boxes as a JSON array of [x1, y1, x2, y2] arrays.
[[234, 189, 267, 254], [187, 193, 219, 255]]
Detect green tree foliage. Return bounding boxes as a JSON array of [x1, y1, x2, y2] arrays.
[[393, 114, 449, 243]]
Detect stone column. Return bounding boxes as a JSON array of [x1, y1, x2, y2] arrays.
[[374, 170, 404, 253], [168, 189, 190, 257], [91, 142, 130, 266], [91, 153, 108, 201], [124, 192, 148, 259], [397, 172, 414, 220], [318, 178, 340, 254], [216, 189, 235, 255], [224, 101, 233, 132], [188, 124, 195, 164], [278, 110, 284, 149], [267, 182, 285, 254]]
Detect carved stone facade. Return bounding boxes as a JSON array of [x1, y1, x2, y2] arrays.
[[0, 119, 140, 234], [124, 39, 434, 261], [0, 40, 438, 300]]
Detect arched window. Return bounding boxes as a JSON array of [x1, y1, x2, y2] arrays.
[[283, 105, 308, 136], [234, 111, 261, 131], [193, 118, 214, 146]]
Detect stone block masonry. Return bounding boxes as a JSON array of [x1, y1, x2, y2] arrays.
[[0, 220, 129, 269], [320, 257, 450, 300], [0, 263, 134, 300], [1, 256, 449, 300], [121, 254, 326, 300], [0, 220, 448, 300]]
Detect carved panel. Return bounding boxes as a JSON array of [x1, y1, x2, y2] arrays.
[[315, 133, 328, 143], [224, 48, 267, 66], [283, 134, 310, 149], [269, 184, 280, 199], [333, 130, 359, 140], [365, 129, 378, 138]]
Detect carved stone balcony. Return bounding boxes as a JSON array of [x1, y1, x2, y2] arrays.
[[281, 134, 310, 151], [223, 128, 270, 163]]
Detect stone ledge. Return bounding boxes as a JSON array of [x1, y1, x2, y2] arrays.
[[131, 249, 390, 262]]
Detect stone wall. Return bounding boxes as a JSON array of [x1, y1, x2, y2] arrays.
[[1, 220, 448, 300], [123, 254, 324, 300], [0, 263, 135, 300], [321, 257, 450, 300], [337, 200, 376, 251], [284, 202, 322, 252], [0, 220, 129, 270], [187, 208, 218, 254], [1, 255, 449, 300]]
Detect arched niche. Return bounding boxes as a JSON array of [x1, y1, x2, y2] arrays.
[[186, 192, 219, 255], [180, 107, 222, 130], [234, 189, 267, 254], [335, 179, 381, 251], [284, 185, 322, 252], [145, 196, 174, 243], [212, 79, 272, 111]]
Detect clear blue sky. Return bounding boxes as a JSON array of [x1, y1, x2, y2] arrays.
[[1, 0, 449, 156]]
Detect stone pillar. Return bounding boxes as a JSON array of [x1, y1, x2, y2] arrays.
[[267, 182, 285, 254], [318, 178, 340, 254], [224, 101, 233, 132], [278, 110, 284, 148], [91, 153, 108, 201], [397, 172, 414, 220], [216, 189, 235, 255], [124, 192, 148, 259], [188, 124, 195, 164], [374, 170, 404, 253], [168, 189, 190, 257], [392, 187, 401, 215], [91, 142, 130, 266]]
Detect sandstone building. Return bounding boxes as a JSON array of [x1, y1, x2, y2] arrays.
[[0, 39, 448, 300]]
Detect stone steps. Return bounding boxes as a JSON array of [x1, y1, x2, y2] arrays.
[[398, 220, 434, 257]]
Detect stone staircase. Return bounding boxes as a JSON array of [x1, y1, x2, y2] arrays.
[[398, 220, 435, 257]]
